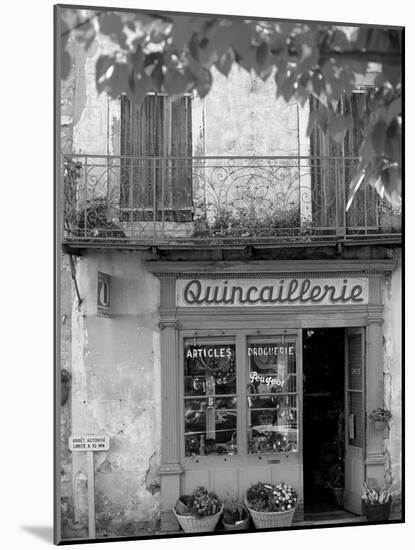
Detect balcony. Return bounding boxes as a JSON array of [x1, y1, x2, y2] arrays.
[[62, 154, 401, 250]]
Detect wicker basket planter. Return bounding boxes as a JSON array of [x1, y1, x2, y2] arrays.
[[245, 499, 296, 529], [173, 506, 223, 533], [174, 498, 190, 517]]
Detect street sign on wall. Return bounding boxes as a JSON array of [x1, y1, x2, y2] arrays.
[[69, 435, 110, 451]]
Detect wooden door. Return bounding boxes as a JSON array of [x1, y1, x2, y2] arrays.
[[179, 330, 303, 517], [344, 327, 366, 514]]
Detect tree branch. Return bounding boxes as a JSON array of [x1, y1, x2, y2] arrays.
[[319, 49, 402, 65]]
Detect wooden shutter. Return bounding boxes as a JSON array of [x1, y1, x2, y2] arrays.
[[169, 96, 192, 221], [343, 92, 379, 230], [309, 97, 342, 232], [120, 94, 192, 221], [309, 91, 379, 234]]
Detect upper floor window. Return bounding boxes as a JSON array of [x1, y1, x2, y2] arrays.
[[309, 90, 379, 231], [120, 93, 193, 221]]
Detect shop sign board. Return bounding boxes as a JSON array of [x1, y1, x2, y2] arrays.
[[69, 435, 110, 451], [97, 272, 111, 317], [177, 277, 369, 307]]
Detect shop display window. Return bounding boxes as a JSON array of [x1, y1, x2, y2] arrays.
[[183, 336, 299, 458], [184, 342, 237, 456], [247, 340, 299, 454]]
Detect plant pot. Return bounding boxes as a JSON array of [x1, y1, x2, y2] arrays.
[[245, 498, 296, 529], [222, 515, 250, 531], [374, 420, 386, 430], [327, 484, 344, 507], [173, 505, 223, 533], [222, 504, 250, 531], [363, 500, 392, 522]]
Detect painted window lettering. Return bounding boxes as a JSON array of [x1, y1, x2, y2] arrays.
[[247, 345, 294, 356], [249, 371, 285, 387], [185, 347, 233, 359]]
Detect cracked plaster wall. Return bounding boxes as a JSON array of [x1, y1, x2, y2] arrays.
[[382, 249, 402, 511], [68, 250, 161, 538], [192, 65, 310, 157]]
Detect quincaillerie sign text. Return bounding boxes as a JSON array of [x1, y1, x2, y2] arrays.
[[176, 277, 369, 307]]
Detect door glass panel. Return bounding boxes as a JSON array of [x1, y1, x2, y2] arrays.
[[347, 332, 364, 447], [247, 339, 298, 454], [184, 341, 237, 456], [348, 392, 363, 447]]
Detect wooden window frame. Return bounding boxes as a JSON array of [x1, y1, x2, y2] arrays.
[[179, 330, 301, 466]]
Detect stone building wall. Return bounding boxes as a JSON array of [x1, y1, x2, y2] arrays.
[[382, 249, 402, 512], [66, 250, 161, 538]]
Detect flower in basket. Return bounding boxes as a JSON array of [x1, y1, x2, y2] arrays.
[[181, 486, 221, 518], [368, 408, 392, 424], [246, 482, 298, 512], [174, 487, 223, 533], [362, 481, 392, 505]]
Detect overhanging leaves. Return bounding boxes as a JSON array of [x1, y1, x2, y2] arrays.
[[62, 10, 403, 208]]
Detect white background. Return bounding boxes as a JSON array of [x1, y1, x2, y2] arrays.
[[0, 0, 411, 548]]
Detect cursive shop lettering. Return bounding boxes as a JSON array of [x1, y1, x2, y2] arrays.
[[182, 279, 365, 306], [249, 371, 285, 387], [193, 376, 228, 392]]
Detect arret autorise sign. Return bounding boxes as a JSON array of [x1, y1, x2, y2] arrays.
[[176, 277, 369, 307], [69, 435, 110, 451]]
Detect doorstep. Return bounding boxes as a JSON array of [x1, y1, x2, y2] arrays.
[[297, 510, 402, 527]]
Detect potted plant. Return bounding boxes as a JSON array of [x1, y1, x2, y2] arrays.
[[362, 481, 392, 522], [173, 486, 223, 533], [325, 463, 344, 507], [221, 500, 250, 531], [245, 482, 298, 528], [369, 408, 392, 430]]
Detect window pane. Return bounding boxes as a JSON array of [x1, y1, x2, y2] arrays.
[[248, 341, 296, 394], [248, 394, 298, 454], [247, 339, 298, 454], [184, 342, 237, 456]]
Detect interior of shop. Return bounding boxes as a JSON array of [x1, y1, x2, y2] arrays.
[[303, 328, 349, 518]]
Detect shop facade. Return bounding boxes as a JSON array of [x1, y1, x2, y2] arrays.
[[58, 15, 402, 539], [59, 248, 402, 538], [149, 258, 399, 529]]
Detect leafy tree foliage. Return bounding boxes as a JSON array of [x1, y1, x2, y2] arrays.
[[61, 9, 402, 208]]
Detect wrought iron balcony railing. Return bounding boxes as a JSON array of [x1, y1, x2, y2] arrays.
[[62, 154, 401, 247]]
